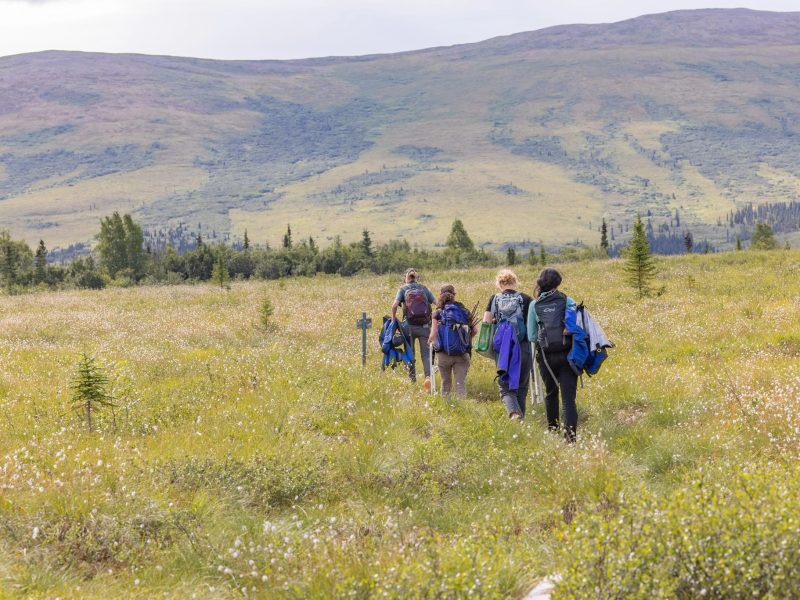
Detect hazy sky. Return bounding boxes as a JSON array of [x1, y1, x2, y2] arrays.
[[0, 0, 798, 60]]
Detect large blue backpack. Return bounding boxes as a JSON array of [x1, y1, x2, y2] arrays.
[[436, 303, 471, 356]]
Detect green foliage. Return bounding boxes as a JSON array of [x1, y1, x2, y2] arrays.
[[282, 223, 293, 249], [69, 352, 114, 432], [539, 242, 547, 266], [683, 230, 693, 253], [750, 221, 778, 250], [600, 218, 609, 255], [624, 215, 657, 298], [258, 294, 275, 330], [555, 465, 800, 599], [0, 229, 33, 291], [446, 219, 475, 253], [34, 240, 47, 284], [211, 249, 230, 289], [360, 228, 373, 257], [95, 212, 145, 280], [506, 246, 516, 266]]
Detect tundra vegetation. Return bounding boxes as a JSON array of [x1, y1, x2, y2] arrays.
[[1, 250, 799, 598]]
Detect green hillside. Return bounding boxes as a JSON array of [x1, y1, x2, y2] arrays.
[[1, 8, 800, 251]]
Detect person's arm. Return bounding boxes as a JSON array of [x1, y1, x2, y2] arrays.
[[428, 317, 439, 346], [483, 295, 495, 323], [526, 299, 537, 342], [391, 298, 401, 321]]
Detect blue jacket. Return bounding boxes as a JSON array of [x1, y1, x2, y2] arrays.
[[493, 321, 522, 391], [380, 317, 414, 369]]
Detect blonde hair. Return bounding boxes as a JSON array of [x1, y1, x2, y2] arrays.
[[495, 269, 519, 289]]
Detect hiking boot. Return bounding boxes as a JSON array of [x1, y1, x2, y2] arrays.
[[510, 412, 523, 421], [423, 376, 431, 392]]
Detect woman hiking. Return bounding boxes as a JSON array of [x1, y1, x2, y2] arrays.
[[483, 269, 533, 420], [391, 268, 436, 388], [427, 284, 478, 397], [527, 268, 580, 442]]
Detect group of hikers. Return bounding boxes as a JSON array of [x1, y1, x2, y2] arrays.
[[382, 267, 612, 442]]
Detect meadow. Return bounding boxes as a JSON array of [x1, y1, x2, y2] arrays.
[[1, 251, 800, 598]]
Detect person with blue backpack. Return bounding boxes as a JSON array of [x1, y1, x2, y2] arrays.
[[427, 284, 477, 397], [483, 269, 533, 421]]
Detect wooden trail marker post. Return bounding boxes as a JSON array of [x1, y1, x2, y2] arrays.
[[356, 312, 372, 367]]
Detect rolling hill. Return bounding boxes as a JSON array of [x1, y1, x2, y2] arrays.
[[1, 8, 800, 253]]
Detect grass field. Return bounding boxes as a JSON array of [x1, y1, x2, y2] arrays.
[[2, 251, 800, 597]]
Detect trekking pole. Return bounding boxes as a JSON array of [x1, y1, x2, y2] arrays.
[[531, 342, 543, 404], [429, 344, 437, 395]]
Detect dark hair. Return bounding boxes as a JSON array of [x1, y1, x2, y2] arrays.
[[535, 268, 562, 297], [437, 288, 456, 310]]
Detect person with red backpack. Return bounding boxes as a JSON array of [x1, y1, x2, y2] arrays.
[[427, 284, 477, 397], [391, 268, 436, 386]]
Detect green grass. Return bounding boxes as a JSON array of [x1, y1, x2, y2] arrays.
[[2, 251, 800, 597]]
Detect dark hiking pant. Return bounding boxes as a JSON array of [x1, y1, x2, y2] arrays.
[[537, 349, 579, 442], [499, 341, 532, 417], [407, 323, 431, 381]]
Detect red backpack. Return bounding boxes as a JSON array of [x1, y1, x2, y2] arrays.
[[404, 287, 431, 325]]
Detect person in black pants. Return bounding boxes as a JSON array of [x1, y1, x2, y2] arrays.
[[528, 268, 580, 442]]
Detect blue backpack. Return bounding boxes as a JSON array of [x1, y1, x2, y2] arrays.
[[436, 303, 471, 356]]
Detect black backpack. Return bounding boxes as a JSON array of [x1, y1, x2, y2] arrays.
[[534, 291, 570, 352]]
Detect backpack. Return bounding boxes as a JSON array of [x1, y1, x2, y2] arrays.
[[492, 292, 526, 341], [534, 291, 571, 353], [404, 286, 432, 325], [436, 303, 471, 356]]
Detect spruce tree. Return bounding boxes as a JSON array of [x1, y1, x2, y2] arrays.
[[360, 229, 373, 257], [683, 231, 694, 254], [211, 250, 230, 289], [539, 243, 547, 266], [624, 215, 657, 298], [750, 222, 777, 250], [282, 224, 293, 249], [34, 240, 47, 284], [600, 219, 609, 255], [70, 353, 113, 432], [736, 236, 742, 251], [506, 246, 516, 266], [527, 248, 538, 266], [243, 229, 250, 251]]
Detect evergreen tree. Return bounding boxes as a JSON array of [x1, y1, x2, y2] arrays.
[[446, 219, 475, 252], [282, 224, 293, 249], [539, 243, 547, 266], [308, 236, 317, 254], [243, 229, 250, 251], [506, 246, 516, 266], [211, 250, 230, 289], [360, 229, 373, 257], [600, 219, 609, 255], [683, 231, 694, 254], [34, 240, 47, 284], [674, 208, 680, 228], [750, 222, 778, 250], [736, 236, 742, 251], [70, 352, 113, 433], [527, 248, 538, 266], [624, 215, 657, 298]]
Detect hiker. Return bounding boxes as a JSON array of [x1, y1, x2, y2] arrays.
[[483, 269, 533, 420], [427, 284, 477, 397], [527, 268, 580, 442], [391, 268, 436, 387]]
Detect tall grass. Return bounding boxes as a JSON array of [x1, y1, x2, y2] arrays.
[[1, 252, 800, 597]]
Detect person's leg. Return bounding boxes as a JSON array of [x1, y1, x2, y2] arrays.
[[411, 324, 432, 378], [538, 353, 560, 430], [558, 360, 579, 442], [452, 354, 470, 398], [516, 343, 532, 417], [437, 353, 454, 395], [498, 374, 523, 417]]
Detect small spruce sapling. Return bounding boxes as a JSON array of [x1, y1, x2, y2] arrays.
[[259, 295, 275, 331], [624, 215, 657, 298], [70, 353, 114, 432]]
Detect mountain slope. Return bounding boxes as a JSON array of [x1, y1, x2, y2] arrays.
[[1, 8, 800, 251]]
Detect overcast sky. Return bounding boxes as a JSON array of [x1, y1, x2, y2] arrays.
[[0, 0, 798, 60]]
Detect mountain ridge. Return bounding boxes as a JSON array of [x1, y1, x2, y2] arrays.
[[2, 8, 800, 252]]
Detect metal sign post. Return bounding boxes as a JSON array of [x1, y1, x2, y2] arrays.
[[356, 312, 372, 367]]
